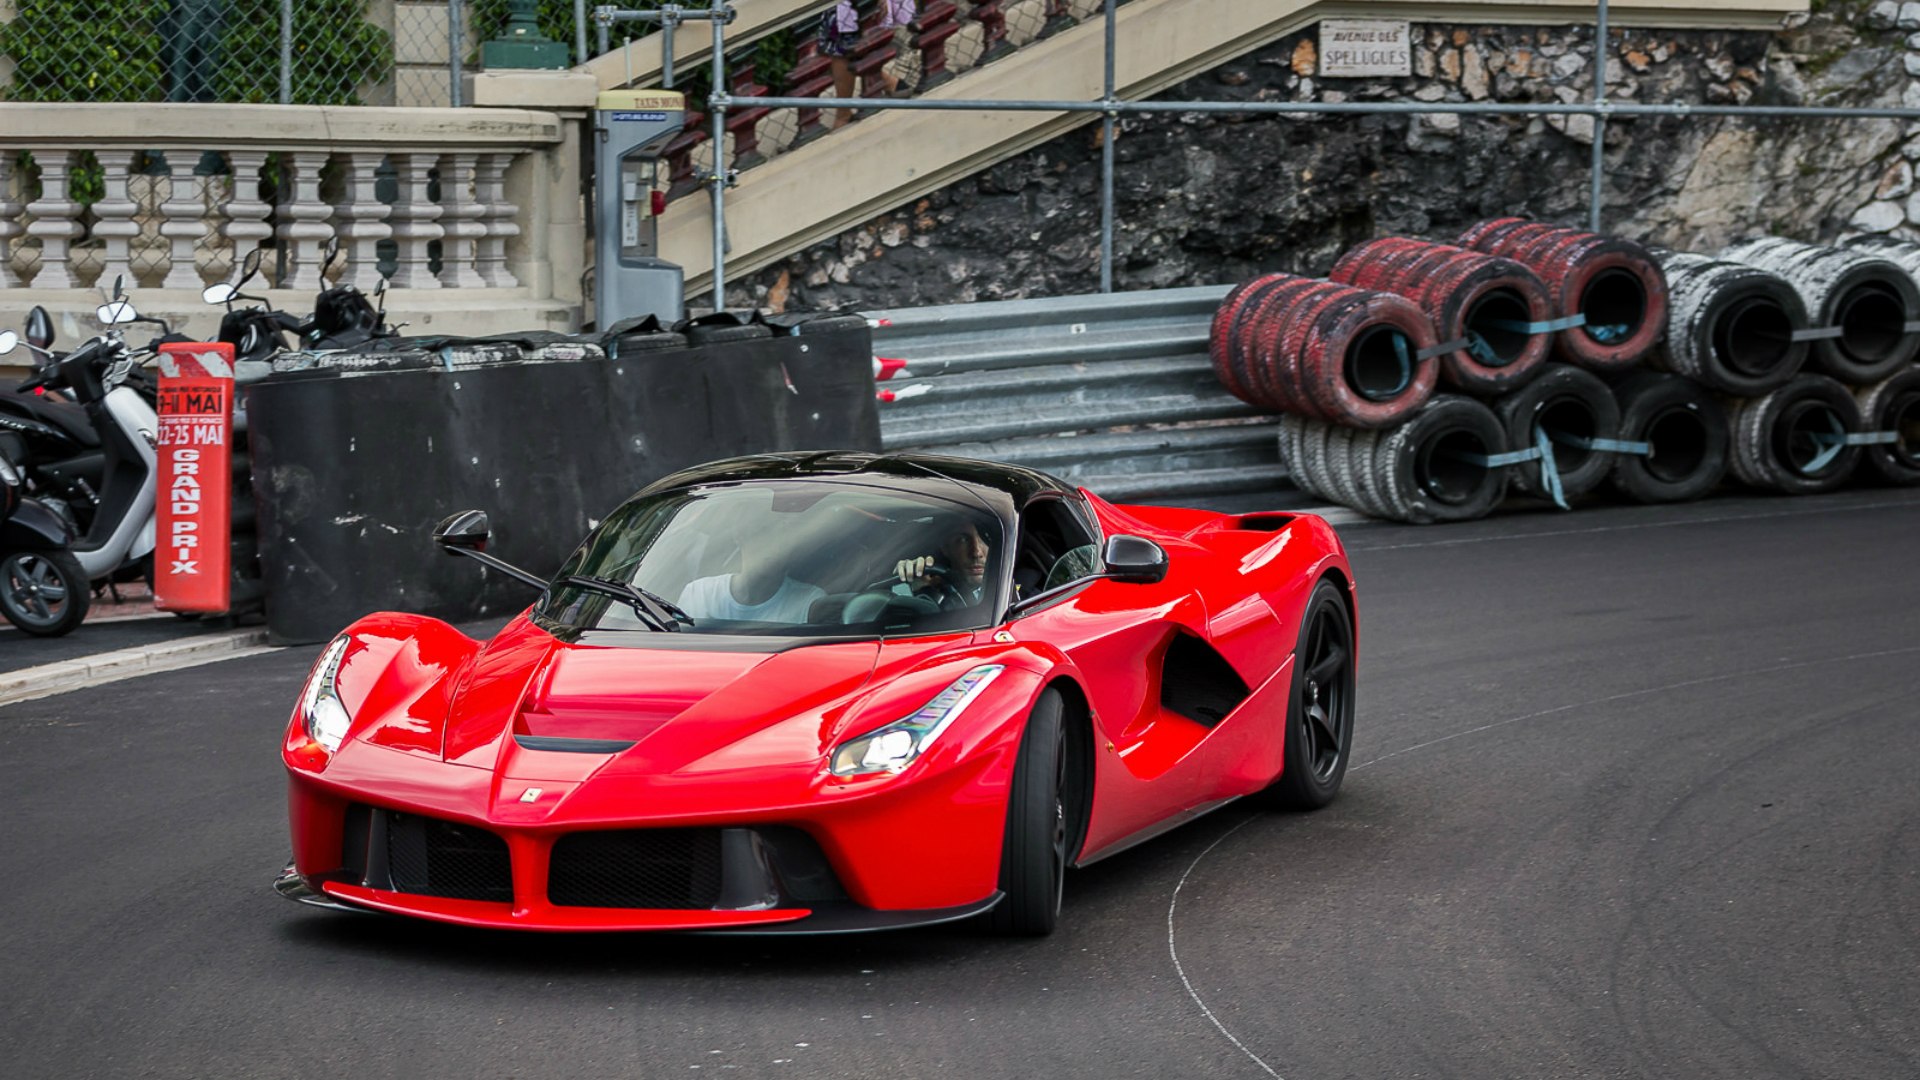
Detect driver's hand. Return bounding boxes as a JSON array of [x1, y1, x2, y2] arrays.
[[894, 555, 940, 588]]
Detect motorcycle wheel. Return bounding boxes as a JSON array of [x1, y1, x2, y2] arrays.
[[1, 550, 91, 637]]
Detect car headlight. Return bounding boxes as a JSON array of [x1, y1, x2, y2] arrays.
[[830, 665, 1004, 777], [297, 635, 353, 752]]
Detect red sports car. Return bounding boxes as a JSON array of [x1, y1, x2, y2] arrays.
[[276, 452, 1357, 935]]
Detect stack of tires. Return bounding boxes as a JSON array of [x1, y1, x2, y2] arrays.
[[1217, 220, 1687, 523], [1709, 238, 1920, 493], [1216, 223, 1920, 525]]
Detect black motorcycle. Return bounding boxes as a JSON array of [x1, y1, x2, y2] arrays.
[[0, 332, 89, 637], [204, 241, 396, 363]]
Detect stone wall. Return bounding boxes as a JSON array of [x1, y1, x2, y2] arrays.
[[730, 1, 1917, 312]]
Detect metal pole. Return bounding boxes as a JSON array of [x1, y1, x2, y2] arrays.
[[1099, 0, 1115, 294], [575, 0, 590, 64], [709, 0, 728, 308], [1588, 0, 1609, 232], [597, 5, 610, 59], [279, 0, 293, 104], [449, 0, 466, 108], [663, 8, 678, 90], [740, 95, 1920, 120]]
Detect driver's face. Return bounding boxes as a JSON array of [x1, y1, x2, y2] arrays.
[[941, 523, 991, 586]]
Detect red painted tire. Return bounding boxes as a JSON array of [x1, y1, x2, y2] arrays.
[[1457, 219, 1670, 372], [1332, 237, 1555, 395]]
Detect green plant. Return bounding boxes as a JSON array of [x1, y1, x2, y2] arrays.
[[0, 0, 175, 101], [0, 0, 391, 105], [466, 0, 796, 91], [215, 0, 393, 104]]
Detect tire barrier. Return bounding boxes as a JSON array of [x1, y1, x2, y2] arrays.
[[1725, 373, 1865, 496], [1280, 395, 1509, 524], [1606, 372, 1730, 504], [1209, 272, 1440, 429], [1850, 365, 1920, 486], [1718, 237, 1920, 385], [1491, 363, 1623, 505], [1650, 250, 1809, 397], [1456, 218, 1670, 372], [1329, 237, 1555, 395], [245, 320, 878, 643]]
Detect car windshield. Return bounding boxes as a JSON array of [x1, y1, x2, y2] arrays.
[[539, 480, 1006, 638]]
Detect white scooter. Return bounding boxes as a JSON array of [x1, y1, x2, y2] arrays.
[[1, 294, 157, 585]]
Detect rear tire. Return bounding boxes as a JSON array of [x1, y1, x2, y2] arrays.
[[1264, 579, 1355, 810], [985, 689, 1067, 936], [0, 550, 89, 637]]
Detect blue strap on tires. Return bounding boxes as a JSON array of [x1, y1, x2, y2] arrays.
[[1487, 313, 1631, 343], [1551, 433, 1652, 456], [1790, 327, 1845, 342], [1417, 332, 1501, 364]]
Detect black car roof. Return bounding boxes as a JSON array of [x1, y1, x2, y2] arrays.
[[635, 451, 1077, 514]]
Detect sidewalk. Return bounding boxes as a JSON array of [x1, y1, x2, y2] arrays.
[[0, 581, 247, 675]]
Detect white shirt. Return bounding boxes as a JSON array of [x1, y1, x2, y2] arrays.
[[676, 574, 826, 624]]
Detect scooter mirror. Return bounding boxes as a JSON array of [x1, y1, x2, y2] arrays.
[[97, 300, 138, 326], [0, 330, 17, 356], [25, 306, 54, 350], [202, 283, 240, 305], [240, 247, 264, 285], [111, 274, 126, 301]]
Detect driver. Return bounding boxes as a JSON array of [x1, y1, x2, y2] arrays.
[[893, 518, 993, 610], [676, 532, 825, 624]]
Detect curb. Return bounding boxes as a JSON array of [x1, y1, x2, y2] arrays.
[[0, 629, 276, 709]]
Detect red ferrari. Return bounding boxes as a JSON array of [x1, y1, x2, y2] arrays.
[[276, 452, 1357, 936]]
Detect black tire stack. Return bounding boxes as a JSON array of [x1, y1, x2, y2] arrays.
[[1230, 223, 1679, 523], [1709, 237, 1920, 496]]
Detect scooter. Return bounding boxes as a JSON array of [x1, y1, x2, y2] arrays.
[[203, 241, 396, 363], [0, 333, 90, 637], [0, 291, 158, 590]]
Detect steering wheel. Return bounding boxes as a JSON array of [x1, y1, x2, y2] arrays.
[[861, 559, 953, 593]]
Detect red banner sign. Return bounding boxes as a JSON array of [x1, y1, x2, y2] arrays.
[[154, 343, 236, 613]]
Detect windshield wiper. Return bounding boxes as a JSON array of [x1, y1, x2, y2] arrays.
[[555, 575, 695, 632]]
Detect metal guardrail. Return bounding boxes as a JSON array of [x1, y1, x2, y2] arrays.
[[871, 285, 1300, 507]]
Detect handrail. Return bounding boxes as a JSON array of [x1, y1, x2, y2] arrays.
[[658, 0, 1799, 296]]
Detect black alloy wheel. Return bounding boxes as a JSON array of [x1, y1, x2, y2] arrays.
[[986, 689, 1067, 936], [0, 550, 90, 637], [1266, 578, 1355, 810]]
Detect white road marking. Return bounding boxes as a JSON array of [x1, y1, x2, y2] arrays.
[[1166, 641, 1920, 1078]]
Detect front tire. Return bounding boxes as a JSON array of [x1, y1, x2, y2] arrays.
[[0, 550, 90, 637], [1265, 578, 1355, 810], [985, 689, 1067, 936]]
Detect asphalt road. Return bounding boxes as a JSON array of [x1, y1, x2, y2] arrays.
[[3, 488, 1918, 1079]]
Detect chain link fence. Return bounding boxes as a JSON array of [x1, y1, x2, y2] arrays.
[[0, 0, 504, 107]]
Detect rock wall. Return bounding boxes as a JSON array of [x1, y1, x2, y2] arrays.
[[729, 1, 1919, 312]]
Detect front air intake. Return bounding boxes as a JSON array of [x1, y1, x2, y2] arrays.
[[548, 828, 724, 909]]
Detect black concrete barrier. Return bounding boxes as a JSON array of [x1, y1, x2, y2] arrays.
[[245, 324, 878, 644]]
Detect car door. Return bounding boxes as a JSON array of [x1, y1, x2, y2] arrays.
[[1003, 496, 1211, 854]]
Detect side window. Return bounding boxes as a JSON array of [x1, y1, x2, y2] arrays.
[[1015, 498, 1101, 598]]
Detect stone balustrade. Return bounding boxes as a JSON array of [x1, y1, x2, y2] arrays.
[[1, 103, 585, 345]]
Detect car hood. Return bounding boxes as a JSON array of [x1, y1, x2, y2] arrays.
[[437, 626, 969, 774]]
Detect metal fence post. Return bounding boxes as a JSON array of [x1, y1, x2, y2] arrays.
[[575, 0, 590, 64], [450, 0, 466, 108], [280, 0, 293, 104], [1588, 0, 1609, 232], [1099, 0, 1116, 294], [710, 0, 729, 307]]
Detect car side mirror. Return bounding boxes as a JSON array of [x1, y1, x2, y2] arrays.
[[1101, 534, 1167, 585], [434, 510, 490, 553], [25, 307, 54, 350]]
